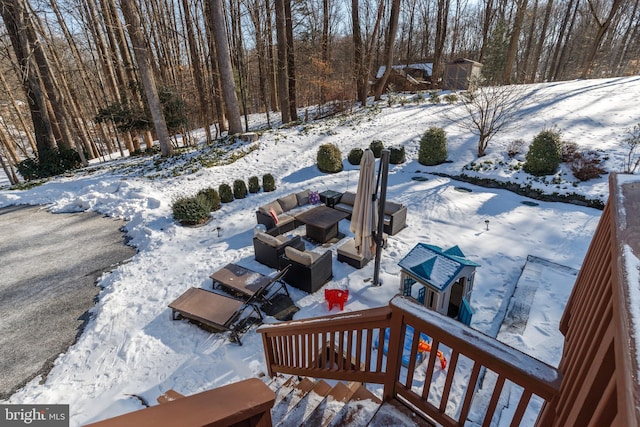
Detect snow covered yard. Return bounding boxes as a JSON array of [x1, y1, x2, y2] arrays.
[[1, 77, 639, 426]]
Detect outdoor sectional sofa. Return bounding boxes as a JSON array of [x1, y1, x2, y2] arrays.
[[255, 189, 318, 235], [333, 191, 408, 236], [253, 231, 305, 270], [279, 246, 333, 293]]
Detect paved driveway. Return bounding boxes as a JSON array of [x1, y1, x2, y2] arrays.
[[0, 205, 136, 399]]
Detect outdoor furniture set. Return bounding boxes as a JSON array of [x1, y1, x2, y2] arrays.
[[168, 263, 291, 344]]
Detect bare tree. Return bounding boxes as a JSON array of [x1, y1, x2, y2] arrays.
[[373, 0, 401, 100], [453, 78, 527, 157], [622, 123, 640, 174], [274, 0, 291, 122], [119, 0, 173, 156]]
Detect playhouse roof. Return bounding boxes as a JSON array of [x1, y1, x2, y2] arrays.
[[398, 243, 480, 291]]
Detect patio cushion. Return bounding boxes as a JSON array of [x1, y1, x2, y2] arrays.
[[384, 201, 403, 215], [256, 232, 281, 247], [296, 189, 311, 206], [340, 191, 356, 205], [285, 246, 314, 266], [278, 194, 298, 212], [259, 201, 283, 216]]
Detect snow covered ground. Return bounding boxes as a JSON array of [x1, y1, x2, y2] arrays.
[[1, 77, 639, 426]]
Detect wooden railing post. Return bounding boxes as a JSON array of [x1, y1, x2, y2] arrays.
[[383, 304, 404, 402]]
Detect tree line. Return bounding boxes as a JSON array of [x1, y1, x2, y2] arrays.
[[0, 0, 637, 183]]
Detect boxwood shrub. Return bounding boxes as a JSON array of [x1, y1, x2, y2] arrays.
[[218, 183, 234, 203], [347, 148, 364, 165], [172, 195, 210, 225], [248, 176, 260, 193], [196, 187, 221, 212], [317, 143, 343, 173], [233, 179, 248, 199], [523, 130, 562, 176], [419, 127, 447, 166], [389, 146, 406, 164], [369, 140, 384, 158], [263, 173, 276, 192]]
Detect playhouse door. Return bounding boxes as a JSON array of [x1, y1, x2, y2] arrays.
[[448, 279, 464, 317], [459, 298, 473, 326]]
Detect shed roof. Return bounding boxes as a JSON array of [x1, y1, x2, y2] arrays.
[[376, 63, 433, 79], [398, 243, 480, 291]]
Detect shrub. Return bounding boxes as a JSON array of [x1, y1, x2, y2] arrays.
[[418, 127, 448, 166], [443, 93, 459, 104], [523, 129, 563, 176], [172, 195, 210, 225], [218, 183, 234, 203], [347, 148, 364, 165], [248, 176, 260, 193], [369, 140, 384, 158], [389, 146, 406, 164], [233, 179, 248, 199], [569, 150, 606, 181], [317, 143, 343, 173], [561, 141, 579, 162], [17, 148, 82, 180], [262, 173, 276, 192], [429, 91, 441, 104], [507, 139, 525, 158], [196, 187, 221, 212]]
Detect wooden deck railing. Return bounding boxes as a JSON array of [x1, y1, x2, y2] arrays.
[[537, 174, 640, 427], [258, 296, 561, 426]]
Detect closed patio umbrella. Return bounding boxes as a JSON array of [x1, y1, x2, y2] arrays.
[[350, 149, 377, 260]]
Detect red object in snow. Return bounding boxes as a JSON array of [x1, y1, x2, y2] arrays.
[[324, 289, 349, 310]]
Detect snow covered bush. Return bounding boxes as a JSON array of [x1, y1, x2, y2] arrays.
[[317, 143, 343, 173], [419, 127, 447, 166], [523, 129, 562, 176]]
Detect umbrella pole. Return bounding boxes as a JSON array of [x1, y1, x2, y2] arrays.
[[373, 149, 390, 286]]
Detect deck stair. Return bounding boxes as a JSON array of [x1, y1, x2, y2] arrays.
[[267, 375, 434, 427]]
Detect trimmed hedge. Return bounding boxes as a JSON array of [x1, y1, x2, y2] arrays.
[[196, 187, 221, 212], [263, 173, 276, 192], [369, 140, 384, 158], [218, 183, 234, 203], [248, 176, 260, 193], [172, 195, 210, 225], [233, 179, 248, 199], [347, 148, 364, 165], [389, 146, 406, 164]]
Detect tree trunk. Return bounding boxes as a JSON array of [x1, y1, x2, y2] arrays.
[[528, 0, 553, 83], [352, 0, 365, 104], [119, 0, 173, 156], [284, 0, 298, 121], [274, 0, 291, 123], [0, 0, 57, 157], [208, 0, 243, 134], [580, 0, 624, 78], [373, 0, 401, 100], [502, 0, 528, 84], [479, 0, 494, 62], [203, 0, 227, 133], [432, 0, 451, 89]]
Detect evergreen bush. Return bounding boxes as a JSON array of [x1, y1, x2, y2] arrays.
[[218, 183, 234, 203], [443, 93, 459, 104], [317, 143, 343, 173], [418, 127, 448, 166], [17, 148, 82, 180], [389, 146, 406, 164], [369, 140, 384, 158], [172, 195, 210, 225], [233, 179, 248, 199], [248, 176, 260, 193], [347, 148, 364, 165], [262, 173, 276, 192], [523, 130, 563, 176], [196, 187, 221, 212]]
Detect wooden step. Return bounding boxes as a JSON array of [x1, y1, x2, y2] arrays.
[[276, 380, 332, 427], [326, 384, 381, 427], [299, 382, 357, 427], [367, 398, 435, 426], [271, 377, 316, 420]]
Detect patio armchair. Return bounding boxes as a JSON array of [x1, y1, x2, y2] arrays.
[[280, 246, 333, 293], [253, 232, 305, 269]]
